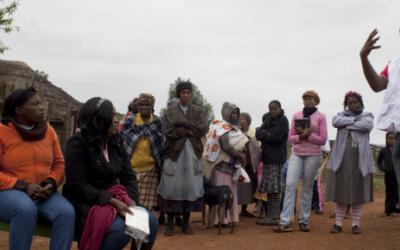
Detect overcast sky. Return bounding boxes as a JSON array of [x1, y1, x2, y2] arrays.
[[2, 0, 400, 144]]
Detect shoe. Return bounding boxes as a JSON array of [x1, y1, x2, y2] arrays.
[[182, 225, 194, 235], [175, 216, 183, 226], [214, 223, 230, 228], [256, 217, 278, 226], [330, 224, 343, 233], [273, 224, 293, 233], [299, 223, 310, 232], [315, 209, 324, 215], [164, 224, 174, 237], [352, 225, 362, 234], [240, 210, 255, 218], [158, 215, 165, 225]]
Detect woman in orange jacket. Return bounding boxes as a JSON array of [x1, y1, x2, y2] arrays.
[[0, 87, 75, 250]]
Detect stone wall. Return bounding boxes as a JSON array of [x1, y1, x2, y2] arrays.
[[0, 59, 82, 147]]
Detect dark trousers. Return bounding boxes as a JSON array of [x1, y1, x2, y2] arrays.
[[311, 179, 321, 211], [385, 171, 399, 215]]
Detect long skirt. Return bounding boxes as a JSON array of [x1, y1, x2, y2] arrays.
[[211, 169, 239, 224], [326, 136, 373, 204], [259, 163, 283, 193], [158, 140, 204, 213], [136, 167, 159, 210], [238, 163, 256, 205]]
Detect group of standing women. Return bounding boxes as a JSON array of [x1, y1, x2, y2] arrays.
[[0, 83, 379, 250], [254, 90, 374, 235]]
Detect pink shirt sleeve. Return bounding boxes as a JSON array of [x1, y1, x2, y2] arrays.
[[307, 114, 328, 146]]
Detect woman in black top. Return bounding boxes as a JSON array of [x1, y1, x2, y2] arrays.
[[256, 100, 289, 226], [63, 97, 158, 250], [377, 132, 399, 216]]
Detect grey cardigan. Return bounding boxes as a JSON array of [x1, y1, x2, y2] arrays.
[[328, 110, 375, 177]]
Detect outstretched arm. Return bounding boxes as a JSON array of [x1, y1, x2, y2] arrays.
[[360, 29, 388, 92]]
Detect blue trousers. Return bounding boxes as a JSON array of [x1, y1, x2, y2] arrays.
[[279, 155, 322, 226], [0, 190, 75, 250], [100, 210, 159, 250]]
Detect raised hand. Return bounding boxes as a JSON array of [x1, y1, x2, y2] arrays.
[[360, 28, 381, 58]]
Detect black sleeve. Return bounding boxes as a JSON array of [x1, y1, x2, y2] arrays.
[[118, 149, 139, 204], [64, 136, 113, 205], [259, 117, 289, 144], [376, 149, 386, 172], [255, 126, 269, 141]]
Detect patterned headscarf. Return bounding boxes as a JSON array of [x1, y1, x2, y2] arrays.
[[138, 93, 155, 107]]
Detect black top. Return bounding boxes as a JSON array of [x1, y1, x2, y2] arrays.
[[62, 132, 139, 234], [256, 112, 289, 164], [377, 146, 395, 173]]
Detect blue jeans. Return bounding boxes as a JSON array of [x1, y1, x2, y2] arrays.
[[0, 190, 75, 250], [279, 154, 322, 226], [100, 210, 159, 250]]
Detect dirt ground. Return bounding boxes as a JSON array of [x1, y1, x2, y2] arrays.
[[1, 190, 400, 250]]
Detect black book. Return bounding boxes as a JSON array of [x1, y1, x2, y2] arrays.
[[295, 118, 310, 129]]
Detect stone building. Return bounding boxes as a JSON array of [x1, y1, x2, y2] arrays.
[[0, 59, 81, 147]]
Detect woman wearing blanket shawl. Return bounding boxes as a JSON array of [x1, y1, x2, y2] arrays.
[[326, 91, 374, 235], [203, 102, 249, 226], [158, 81, 208, 236], [121, 93, 164, 211]]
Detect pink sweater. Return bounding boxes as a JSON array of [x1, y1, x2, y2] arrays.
[[288, 111, 327, 156]]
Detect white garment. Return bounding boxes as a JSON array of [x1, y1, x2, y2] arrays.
[[377, 56, 400, 132]]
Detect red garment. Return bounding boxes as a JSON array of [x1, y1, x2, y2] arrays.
[[380, 63, 389, 79], [80, 185, 133, 250]]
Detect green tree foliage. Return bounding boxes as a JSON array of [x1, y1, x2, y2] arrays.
[[161, 77, 214, 123], [0, 0, 19, 54], [34, 70, 49, 81]]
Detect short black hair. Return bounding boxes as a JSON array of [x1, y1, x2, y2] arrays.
[[176, 81, 193, 98], [269, 100, 282, 109], [1, 87, 38, 125], [77, 97, 114, 143]]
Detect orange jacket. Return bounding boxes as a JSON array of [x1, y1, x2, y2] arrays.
[[0, 123, 65, 190]]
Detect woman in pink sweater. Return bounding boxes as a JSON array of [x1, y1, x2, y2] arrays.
[[274, 90, 327, 233]]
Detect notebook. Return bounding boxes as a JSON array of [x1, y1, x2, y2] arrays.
[[295, 118, 310, 129], [125, 206, 150, 242]]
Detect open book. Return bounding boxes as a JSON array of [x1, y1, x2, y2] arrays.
[[125, 206, 150, 242]]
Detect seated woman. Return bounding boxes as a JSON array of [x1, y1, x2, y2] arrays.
[[0, 87, 75, 250], [204, 102, 248, 225], [62, 97, 158, 250]]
